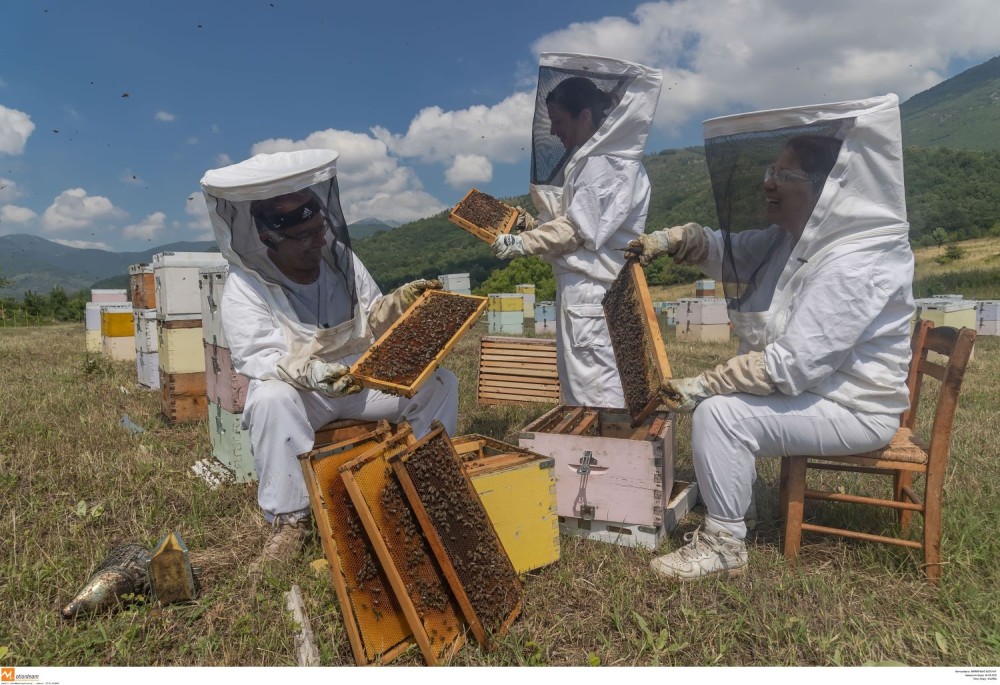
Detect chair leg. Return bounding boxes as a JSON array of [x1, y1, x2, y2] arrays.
[[783, 457, 808, 561], [779, 456, 790, 520], [923, 471, 944, 586], [894, 470, 913, 531]]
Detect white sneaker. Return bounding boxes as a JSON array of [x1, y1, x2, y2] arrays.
[[650, 527, 748, 581]]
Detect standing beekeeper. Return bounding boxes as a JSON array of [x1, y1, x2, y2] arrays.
[[626, 94, 915, 581], [200, 149, 458, 575], [492, 52, 662, 407]]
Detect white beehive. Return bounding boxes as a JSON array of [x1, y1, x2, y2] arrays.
[[199, 264, 229, 347], [976, 301, 999, 336], [136, 350, 160, 389], [133, 309, 158, 354], [438, 272, 471, 294], [153, 251, 227, 320], [676, 297, 728, 325]]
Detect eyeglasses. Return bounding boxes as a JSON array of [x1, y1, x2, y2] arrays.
[[269, 219, 330, 244], [764, 166, 817, 184]]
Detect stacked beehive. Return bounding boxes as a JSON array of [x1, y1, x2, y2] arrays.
[[515, 284, 536, 321], [533, 300, 556, 335], [695, 278, 717, 298], [675, 297, 729, 342], [977, 301, 999, 336], [487, 293, 524, 335], [438, 273, 471, 295], [200, 264, 255, 482], [914, 297, 977, 362], [86, 289, 128, 354], [129, 263, 159, 389], [652, 301, 677, 327], [154, 251, 227, 424], [518, 407, 694, 550], [100, 303, 135, 361]]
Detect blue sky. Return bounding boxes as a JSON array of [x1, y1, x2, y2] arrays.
[[1, 0, 998, 252]]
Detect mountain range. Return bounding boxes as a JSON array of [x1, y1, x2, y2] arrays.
[[3, 54, 999, 299]]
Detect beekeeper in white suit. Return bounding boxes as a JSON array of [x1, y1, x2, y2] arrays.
[[627, 94, 915, 581], [492, 53, 662, 407], [201, 149, 458, 574]]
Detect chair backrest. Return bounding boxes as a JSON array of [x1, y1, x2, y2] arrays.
[[900, 320, 977, 472]]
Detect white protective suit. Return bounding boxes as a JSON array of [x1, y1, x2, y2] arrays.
[[529, 53, 662, 407], [687, 95, 916, 539], [201, 150, 458, 522]]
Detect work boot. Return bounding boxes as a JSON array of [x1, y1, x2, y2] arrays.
[[249, 518, 312, 577], [650, 526, 748, 582]]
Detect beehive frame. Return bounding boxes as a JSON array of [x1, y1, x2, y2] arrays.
[[447, 188, 518, 244], [339, 427, 467, 666], [351, 290, 487, 397], [476, 336, 560, 406], [297, 421, 414, 666], [603, 260, 672, 426], [389, 423, 522, 648]]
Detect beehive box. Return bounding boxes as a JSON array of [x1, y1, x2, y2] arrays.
[[676, 297, 728, 325], [136, 350, 160, 389], [448, 188, 517, 244], [129, 263, 156, 309], [340, 428, 467, 665], [102, 336, 136, 362], [153, 251, 227, 320], [389, 423, 522, 648], [488, 293, 524, 312], [91, 288, 128, 303], [199, 265, 229, 347], [533, 320, 557, 335], [134, 309, 158, 353], [208, 401, 255, 483], [438, 273, 471, 294], [85, 302, 102, 331], [518, 407, 674, 532], [602, 261, 672, 426], [204, 343, 249, 413], [978, 301, 1000, 336], [351, 290, 486, 398], [534, 301, 556, 323], [159, 369, 208, 424], [695, 278, 717, 298], [476, 336, 560, 406], [675, 322, 730, 343], [298, 421, 416, 666], [915, 299, 977, 361], [158, 319, 206, 374], [100, 304, 134, 338], [453, 434, 559, 574]]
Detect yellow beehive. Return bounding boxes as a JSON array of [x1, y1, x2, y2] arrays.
[[515, 284, 536, 295], [158, 319, 206, 374], [488, 293, 524, 312], [454, 435, 559, 574], [101, 308, 134, 338]]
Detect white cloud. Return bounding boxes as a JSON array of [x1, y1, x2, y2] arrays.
[[372, 91, 534, 165], [251, 129, 447, 223], [122, 211, 166, 240], [0, 105, 35, 155], [51, 238, 112, 250], [41, 188, 125, 231], [445, 154, 493, 189], [213, 153, 232, 167], [531, 0, 1000, 135], [0, 204, 36, 223], [0, 177, 22, 201], [155, 111, 176, 122]]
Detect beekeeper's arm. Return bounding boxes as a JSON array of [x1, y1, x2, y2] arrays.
[[222, 266, 361, 396]]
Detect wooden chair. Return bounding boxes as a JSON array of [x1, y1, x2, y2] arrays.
[[780, 320, 977, 584]]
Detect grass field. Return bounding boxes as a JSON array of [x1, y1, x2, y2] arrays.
[[1, 317, 998, 668]]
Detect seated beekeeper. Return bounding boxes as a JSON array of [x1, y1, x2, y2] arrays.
[[626, 94, 915, 581], [200, 149, 458, 574]]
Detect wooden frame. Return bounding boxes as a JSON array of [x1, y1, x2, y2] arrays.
[[389, 423, 523, 649], [476, 336, 560, 406], [351, 290, 487, 398], [339, 427, 467, 666], [780, 321, 977, 585], [603, 260, 672, 426], [447, 188, 518, 244], [297, 421, 414, 665]]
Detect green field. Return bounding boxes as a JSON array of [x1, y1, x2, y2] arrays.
[[1, 315, 998, 667]]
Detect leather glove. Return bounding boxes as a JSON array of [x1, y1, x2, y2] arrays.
[[659, 351, 775, 413], [368, 279, 442, 338], [514, 206, 538, 232], [625, 223, 709, 266], [395, 278, 442, 308], [492, 233, 525, 260], [308, 360, 362, 397]]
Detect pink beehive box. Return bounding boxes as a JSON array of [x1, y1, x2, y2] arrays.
[[518, 406, 674, 529], [204, 343, 250, 413]]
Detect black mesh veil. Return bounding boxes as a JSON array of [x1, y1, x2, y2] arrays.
[[705, 121, 844, 312], [531, 65, 633, 187]]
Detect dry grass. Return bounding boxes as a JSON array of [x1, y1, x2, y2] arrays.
[[913, 236, 1000, 279], [1, 323, 999, 667]]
